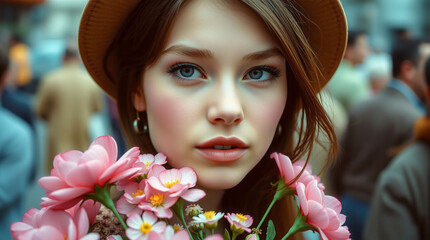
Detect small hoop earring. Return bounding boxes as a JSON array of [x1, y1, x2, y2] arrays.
[[276, 124, 282, 136], [133, 112, 147, 134]]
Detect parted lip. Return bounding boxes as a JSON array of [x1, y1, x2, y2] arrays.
[[195, 136, 248, 149]]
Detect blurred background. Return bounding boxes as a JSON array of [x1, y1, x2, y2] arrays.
[[1, 0, 430, 239]]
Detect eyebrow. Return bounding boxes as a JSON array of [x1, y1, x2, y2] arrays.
[[161, 44, 284, 61]]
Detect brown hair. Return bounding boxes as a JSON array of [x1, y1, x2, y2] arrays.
[[108, 0, 336, 238]]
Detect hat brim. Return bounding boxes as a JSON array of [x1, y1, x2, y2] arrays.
[[79, 0, 347, 100]]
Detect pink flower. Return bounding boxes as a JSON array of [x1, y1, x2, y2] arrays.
[[159, 226, 190, 240], [224, 213, 253, 233], [136, 153, 167, 175], [139, 184, 178, 218], [117, 180, 147, 217], [65, 200, 101, 225], [116, 153, 167, 191], [39, 135, 141, 209], [126, 212, 166, 240], [271, 153, 324, 190], [147, 167, 205, 202], [11, 207, 99, 240], [296, 180, 350, 240]]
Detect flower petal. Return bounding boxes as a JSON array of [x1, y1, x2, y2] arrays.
[[65, 160, 105, 187], [126, 213, 143, 229], [179, 167, 197, 186], [296, 182, 309, 215], [180, 189, 206, 202], [324, 195, 342, 214], [48, 187, 92, 201], [90, 135, 118, 165], [38, 176, 68, 193], [307, 201, 329, 229]]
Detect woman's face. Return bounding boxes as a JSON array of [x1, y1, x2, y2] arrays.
[[134, 0, 287, 189]]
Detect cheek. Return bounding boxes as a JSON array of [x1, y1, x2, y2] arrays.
[[246, 87, 288, 146], [145, 92, 186, 150], [143, 74, 199, 158]]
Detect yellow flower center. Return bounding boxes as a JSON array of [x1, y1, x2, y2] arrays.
[[173, 225, 181, 231], [149, 193, 164, 207], [144, 162, 151, 169], [132, 189, 145, 198], [64, 236, 67, 240], [236, 213, 247, 222], [140, 222, 152, 234], [164, 179, 180, 188], [204, 211, 216, 220]]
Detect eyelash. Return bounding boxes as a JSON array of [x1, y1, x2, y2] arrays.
[[244, 65, 280, 81], [167, 63, 206, 84], [167, 63, 281, 85]]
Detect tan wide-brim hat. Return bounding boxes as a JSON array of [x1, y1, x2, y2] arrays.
[[79, 0, 347, 100]]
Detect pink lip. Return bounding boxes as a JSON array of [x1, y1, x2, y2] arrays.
[[195, 137, 248, 163]]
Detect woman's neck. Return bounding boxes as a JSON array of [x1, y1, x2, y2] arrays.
[[196, 187, 225, 212]]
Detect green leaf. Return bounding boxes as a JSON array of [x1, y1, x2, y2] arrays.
[[266, 220, 276, 240], [224, 229, 232, 240]]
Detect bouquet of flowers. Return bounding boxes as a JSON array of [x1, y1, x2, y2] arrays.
[[11, 135, 350, 240]]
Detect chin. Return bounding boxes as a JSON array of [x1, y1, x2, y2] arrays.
[[197, 175, 243, 190]]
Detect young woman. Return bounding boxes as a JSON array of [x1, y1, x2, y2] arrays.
[[78, 0, 347, 237]]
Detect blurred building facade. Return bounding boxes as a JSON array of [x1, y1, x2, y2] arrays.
[[341, 0, 430, 51], [0, 0, 87, 82]]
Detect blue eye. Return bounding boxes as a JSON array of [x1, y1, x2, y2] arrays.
[[244, 66, 280, 82], [167, 63, 205, 82]]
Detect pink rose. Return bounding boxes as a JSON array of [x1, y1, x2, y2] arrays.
[[271, 153, 324, 190], [296, 180, 350, 240], [11, 207, 99, 240], [39, 135, 141, 209]]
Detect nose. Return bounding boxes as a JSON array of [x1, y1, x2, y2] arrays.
[[207, 82, 244, 126]]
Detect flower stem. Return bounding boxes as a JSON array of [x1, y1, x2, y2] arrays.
[[85, 183, 127, 230], [232, 231, 239, 240], [256, 179, 294, 230], [256, 197, 276, 230], [172, 198, 194, 240], [281, 210, 315, 240]]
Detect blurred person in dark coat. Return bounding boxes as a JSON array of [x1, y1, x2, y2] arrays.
[[0, 47, 34, 239], [330, 39, 429, 240], [35, 45, 103, 173], [364, 54, 430, 240]]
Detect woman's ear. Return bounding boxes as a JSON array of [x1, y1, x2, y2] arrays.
[[132, 87, 146, 112]]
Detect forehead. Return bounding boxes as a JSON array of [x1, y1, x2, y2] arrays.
[[163, 0, 280, 54]]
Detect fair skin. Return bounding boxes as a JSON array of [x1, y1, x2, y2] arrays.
[[133, 0, 287, 210], [401, 44, 430, 103], [345, 35, 370, 66]]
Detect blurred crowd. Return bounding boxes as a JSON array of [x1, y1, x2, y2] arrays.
[[312, 29, 430, 240], [0, 34, 128, 239], [1, 12, 430, 240]]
